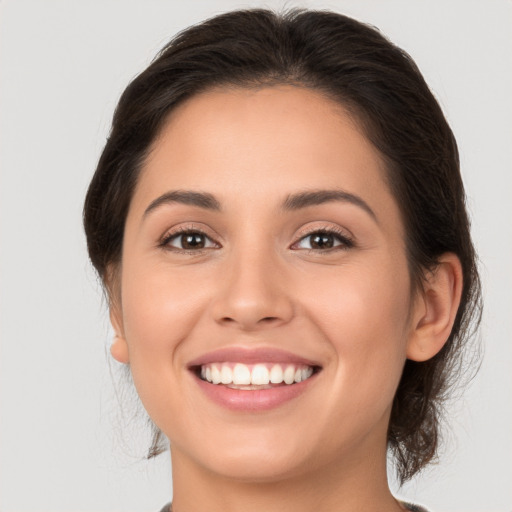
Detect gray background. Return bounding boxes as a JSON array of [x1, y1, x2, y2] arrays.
[[0, 1, 510, 511]]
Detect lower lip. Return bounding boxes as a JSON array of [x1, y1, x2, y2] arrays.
[[193, 373, 318, 411]]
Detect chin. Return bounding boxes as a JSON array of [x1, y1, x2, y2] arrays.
[[173, 425, 319, 483], [202, 449, 311, 483]]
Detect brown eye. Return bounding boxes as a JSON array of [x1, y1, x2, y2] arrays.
[[181, 233, 206, 249], [310, 233, 335, 249], [164, 230, 217, 251], [293, 230, 354, 251]]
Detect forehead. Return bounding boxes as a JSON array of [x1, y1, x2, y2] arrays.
[[131, 86, 400, 226]]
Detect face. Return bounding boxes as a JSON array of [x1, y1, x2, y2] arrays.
[[113, 86, 419, 482]]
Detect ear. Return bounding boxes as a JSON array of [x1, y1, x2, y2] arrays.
[[109, 304, 130, 364], [407, 253, 463, 362], [107, 271, 130, 364]]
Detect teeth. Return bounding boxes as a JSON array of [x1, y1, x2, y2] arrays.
[[283, 365, 295, 384], [251, 364, 270, 385], [269, 364, 283, 384], [233, 363, 251, 385], [220, 365, 232, 384], [200, 362, 315, 387], [211, 364, 221, 384], [302, 367, 313, 381]]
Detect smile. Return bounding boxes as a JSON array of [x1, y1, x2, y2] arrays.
[[188, 347, 322, 411], [200, 362, 315, 389]]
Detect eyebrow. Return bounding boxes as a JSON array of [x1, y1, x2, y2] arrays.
[[282, 189, 377, 222], [143, 188, 377, 222], [143, 190, 221, 217]]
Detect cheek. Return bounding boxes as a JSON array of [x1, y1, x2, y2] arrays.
[[118, 259, 214, 428], [305, 257, 411, 336], [120, 258, 210, 372], [301, 260, 411, 403]]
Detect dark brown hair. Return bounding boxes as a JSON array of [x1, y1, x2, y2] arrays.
[[83, 8, 482, 484]]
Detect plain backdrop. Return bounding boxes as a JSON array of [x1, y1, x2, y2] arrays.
[[0, 1, 511, 511]]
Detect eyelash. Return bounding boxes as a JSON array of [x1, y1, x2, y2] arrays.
[[159, 226, 355, 254], [292, 226, 354, 253], [159, 226, 219, 255]]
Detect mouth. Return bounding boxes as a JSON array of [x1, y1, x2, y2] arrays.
[[194, 362, 318, 390], [188, 347, 322, 411]]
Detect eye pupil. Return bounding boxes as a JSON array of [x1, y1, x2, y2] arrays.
[[311, 233, 334, 249], [182, 233, 205, 249]]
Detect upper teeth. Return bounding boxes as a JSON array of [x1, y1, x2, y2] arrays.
[[200, 363, 314, 386]]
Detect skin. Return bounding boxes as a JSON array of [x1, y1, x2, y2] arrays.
[[110, 86, 462, 512]]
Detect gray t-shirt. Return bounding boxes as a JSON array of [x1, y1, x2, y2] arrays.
[[159, 500, 430, 512]]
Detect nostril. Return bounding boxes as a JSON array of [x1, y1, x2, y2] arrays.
[[220, 316, 279, 325]]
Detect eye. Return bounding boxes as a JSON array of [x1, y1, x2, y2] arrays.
[[292, 229, 354, 251], [161, 229, 218, 251]]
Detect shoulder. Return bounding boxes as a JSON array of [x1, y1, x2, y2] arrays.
[[161, 502, 429, 512]]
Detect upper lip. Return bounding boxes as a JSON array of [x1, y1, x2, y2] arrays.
[[187, 346, 322, 368]]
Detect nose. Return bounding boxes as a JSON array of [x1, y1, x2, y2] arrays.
[[210, 250, 294, 331]]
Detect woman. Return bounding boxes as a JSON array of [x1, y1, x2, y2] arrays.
[[83, 8, 481, 512]]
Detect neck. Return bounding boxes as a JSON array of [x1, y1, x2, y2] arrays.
[[170, 443, 402, 512]]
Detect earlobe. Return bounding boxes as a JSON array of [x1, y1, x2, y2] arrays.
[[111, 334, 130, 364], [407, 253, 463, 362], [109, 295, 129, 364]]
